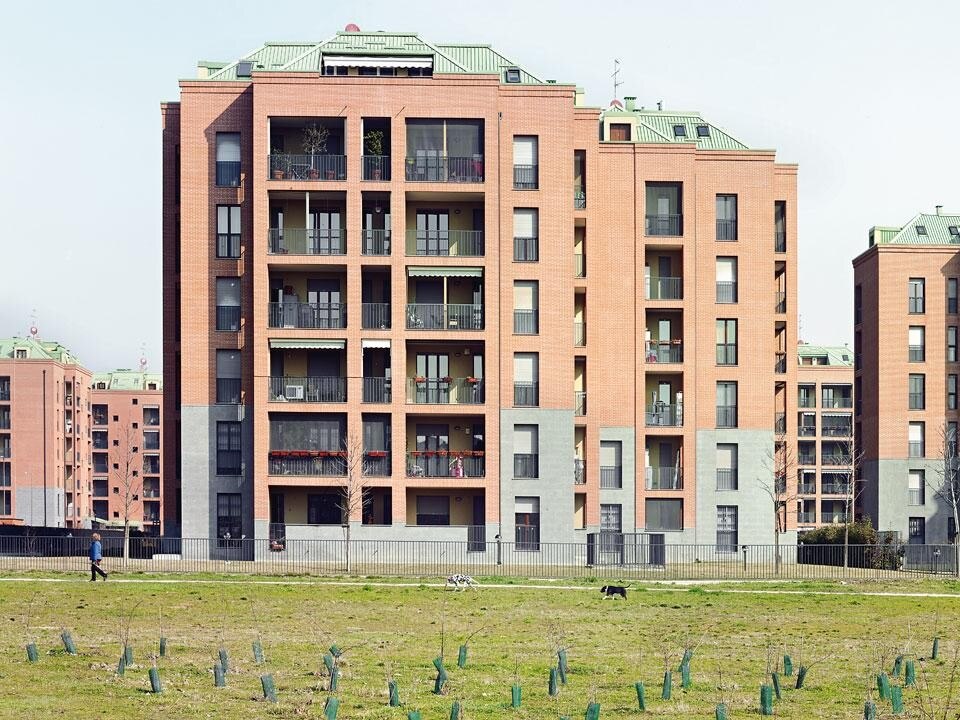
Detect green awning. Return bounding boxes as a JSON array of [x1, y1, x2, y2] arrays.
[[407, 266, 483, 278], [269, 339, 345, 350]]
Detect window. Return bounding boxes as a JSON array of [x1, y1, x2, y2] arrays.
[[908, 516, 925, 545], [513, 425, 539, 478], [504, 67, 521, 83], [236, 61, 253, 78], [696, 125, 710, 137], [143, 454, 160, 475], [216, 421, 242, 475], [716, 382, 737, 428], [908, 470, 925, 506], [600, 441, 622, 489], [950, 375, 958, 410], [513, 353, 539, 407], [512, 136, 538, 189], [951, 226, 960, 237], [716, 444, 738, 490], [908, 326, 925, 362], [854, 284, 862, 324], [908, 278, 925, 314], [216, 350, 241, 404], [908, 374, 925, 410], [513, 281, 538, 334], [0, 434, 8, 460], [515, 496, 541, 551], [15, 349, 26, 359], [215, 132, 241, 187], [216, 493, 242, 546], [672, 124, 686, 137], [646, 499, 683, 531], [0, 462, 8, 515], [950, 279, 958, 314], [92, 478, 108, 497], [645, 182, 682, 235], [716, 319, 737, 365], [513, 208, 538, 261], [798, 385, 815, 408], [93, 452, 108, 473], [716, 257, 737, 303], [416, 495, 450, 525], [716, 195, 737, 240], [92, 430, 108, 450], [600, 504, 622, 535], [216, 205, 241, 258], [950, 327, 958, 363], [144, 431, 160, 450], [908, 422, 925, 458], [143, 406, 160, 426], [609, 123, 631, 141], [950, 422, 959, 456], [716, 506, 738, 552], [92, 404, 107, 425], [0, 377, 8, 402], [216, 277, 241, 331]]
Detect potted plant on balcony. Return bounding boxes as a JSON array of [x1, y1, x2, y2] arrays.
[[271, 149, 290, 180], [414, 375, 426, 384], [441, 375, 453, 384], [366, 450, 387, 458], [302, 123, 330, 179], [363, 130, 385, 180], [465, 376, 479, 384]]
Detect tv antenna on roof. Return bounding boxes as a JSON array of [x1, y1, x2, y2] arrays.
[[612, 59, 623, 101]]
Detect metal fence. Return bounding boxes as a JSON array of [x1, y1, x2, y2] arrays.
[[0, 535, 956, 580]]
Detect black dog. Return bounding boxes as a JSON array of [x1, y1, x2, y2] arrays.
[[600, 585, 627, 599]]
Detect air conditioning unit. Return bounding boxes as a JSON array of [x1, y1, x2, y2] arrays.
[[285, 385, 305, 400]]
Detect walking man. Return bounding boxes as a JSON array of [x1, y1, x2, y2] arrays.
[[89, 533, 108, 581]]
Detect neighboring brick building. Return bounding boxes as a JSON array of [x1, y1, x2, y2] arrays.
[[162, 27, 799, 551], [854, 210, 960, 544], [90, 371, 164, 535], [795, 344, 855, 531]]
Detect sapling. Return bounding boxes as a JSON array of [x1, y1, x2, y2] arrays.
[[213, 662, 226, 687], [23, 595, 39, 663], [323, 696, 340, 719], [660, 648, 677, 700], [549, 667, 559, 696], [914, 648, 960, 720], [158, 607, 167, 658], [60, 628, 77, 655], [715, 665, 729, 720], [148, 654, 162, 693], [261, 673, 278, 702], [511, 656, 522, 708], [634, 649, 646, 711], [759, 683, 774, 715], [890, 685, 904, 715]]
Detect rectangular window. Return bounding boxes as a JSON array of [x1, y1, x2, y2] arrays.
[[0, 434, 9, 460], [92, 404, 108, 426], [950, 375, 958, 410], [716, 382, 738, 428], [0, 376, 9, 402], [144, 431, 160, 450], [908, 278, 925, 314], [716, 505, 738, 552], [215, 132, 241, 187], [908, 516, 925, 545], [908, 470, 925, 506], [908, 326, 925, 362], [949, 421, 959, 456], [645, 182, 682, 236], [216, 493, 242, 545], [609, 123, 631, 141], [416, 495, 450, 526], [216, 277, 241, 331], [798, 384, 816, 408], [514, 496, 540, 551], [142, 406, 160, 426], [513, 424, 539, 478], [513, 281, 538, 334], [854, 283, 862, 324], [775, 201, 787, 252], [92, 430, 108, 450], [513, 353, 539, 407], [600, 441, 623, 489], [600, 503, 622, 534], [908, 422, 925, 458], [716, 194, 737, 240], [716, 444, 738, 490], [216, 421, 242, 475], [716, 257, 737, 303], [216, 350, 241, 404], [512, 136, 538, 189], [646, 499, 683, 531], [513, 208, 538, 261], [216, 205, 241, 258], [950, 278, 958, 314], [951, 327, 959, 363], [716, 319, 737, 365]]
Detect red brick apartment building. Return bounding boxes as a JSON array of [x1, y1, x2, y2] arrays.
[[162, 27, 798, 553]]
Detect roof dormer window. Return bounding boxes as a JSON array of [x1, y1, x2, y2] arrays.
[[236, 61, 253, 78], [916, 225, 928, 236], [505, 67, 521, 83], [673, 124, 686, 137], [696, 124, 710, 137]]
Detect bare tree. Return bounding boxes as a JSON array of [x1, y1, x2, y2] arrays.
[[926, 424, 960, 577], [758, 442, 797, 574], [338, 432, 371, 574], [826, 436, 865, 569], [111, 425, 142, 568]]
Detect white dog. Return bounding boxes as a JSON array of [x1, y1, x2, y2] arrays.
[[446, 573, 478, 591]]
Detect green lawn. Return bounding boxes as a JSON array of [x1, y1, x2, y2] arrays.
[[1, 575, 958, 718]]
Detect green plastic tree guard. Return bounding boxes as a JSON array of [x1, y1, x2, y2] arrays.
[[124, 644, 133, 666], [159, 637, 167, 658], [558, 649, 569, 673], [218, 647, 229, 674], [407, 712, 422, 720], [389, 680, 401, 707], [434, 675, 446, 695], [253, 640, 264, 665], [585, 701, 600, 720], [933, 637, 940, 660], [891, 686, 904, 715], [261, 674, 277, 702], [681, 662, 691, 689], [449, 700, 461, 720], [433, 657, 447, 680], [795, 665, 808, 689], [329, 666, 340, 692], [905, 660, 916, 687], [715, 703, 728, 720], [558, 660, 568, 685], [549, 668, 559, 697], [877, 672, 891, 701], [149, 667, 163, 693], [662, 671, 672, 700], [679, 648, 693, 671], [772, 672, 782, 700], [457, 644, 467, 668], [892, 655, 903, 677], [214, 662, 226, 687], [511, 683, 522, 708], [864, 700, 876, 720], [634, 682, 646, 711], [117, 655, 126, 676], [323, 653, 335, 675], [760, 684, 774, 715], [324, 696, 340, 720], [61, 631, 77, 655], [26, 643, 39, 663], [330, 644, 343, 658], [783, 655, 793, 676]]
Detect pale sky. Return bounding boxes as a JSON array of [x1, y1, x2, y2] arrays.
[[1, 0, 958, 371]]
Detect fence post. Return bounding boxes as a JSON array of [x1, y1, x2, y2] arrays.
[[496, 534, 502, 566]]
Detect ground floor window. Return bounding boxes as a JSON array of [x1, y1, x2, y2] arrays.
[[416, 495, 450, 526], [216, 493, 242, 547], [307, 493, 342, 525], [515, 496, 540, 551], [716, 505, 738, 552], [908, 516, 925, 545]]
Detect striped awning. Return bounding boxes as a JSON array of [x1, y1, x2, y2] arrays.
[[323, 55, 433, 69], [361, 339, 391, 349], [269, 339, 345, 350], [407, 266, 482, 278]]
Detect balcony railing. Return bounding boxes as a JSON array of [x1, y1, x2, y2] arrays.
[[406, 452, 485, 478], [268, 228, 346, 255], [798, 454, 817, 466], [513, 164, 538, 189], [574, 458, 586, 485], [513, 309, 538, 335], [575, 391, 587, 416], [362, 229, 391, 255], [908, 441, 925, 458], [404, 155, 484, 182], [716, 344, 737, 365], [515, 524, 541, 552], [647, 277, 682, 300], [574, 187, 586, 209], [716, 281, 738, 304], [269, 154, 346, 181], [775, 352, 787, 374], [716, 468, 738, 490], [909, 490, 925, 506], [216, 160, 241, 187], [406, 378, 485, 404], [799, 425, 817, 437], [645, 214, 682, 236], [799, 396, 816, 408], [407, 303, 483, 330], [909, 345, 925, 362], [798, 483, 817, 495], [645, 403, 681, 427], [716, 219, 738, 241], [268, 377, 346, 403], [821, 512, 849, 524], [514, 453, 539, 479], [362, 377, 392, 404], [716, 405, 737, 428], [574, 253, 585, 278], [216, 378, 241, 404], [645, 341, 682, 363], [775, 230, 786, 253], [362, 155, 390, 181], [775, 291, 786, 313], [268, 302, 347, 329], [822, 483, 852, 495], [514, 237, 538, 262], [407, 230, 484, 257], [822, 454, 852, 466], [797, 511, 816, 524], [514, 382, 539, 407], [775, 412, 786, 435], [646, 467, 682, 490], [361, 303, 391, 329], [268, 452, 347, 476], [216, 306, 241, 332], [822, 425, 852, 438], [600, 466, 623, 489], [363, 453, 392, 477], [823, 397, 854, 409], [574, 322, 586, 347]]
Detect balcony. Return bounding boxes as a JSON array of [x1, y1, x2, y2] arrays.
[[574, 253, 585, 278], [798, 453, 817, 466], [268, 377, 346, 403], [821, 512, 849, 524], [514, 382, 539, 407], [646, 467, 682, 490], [363, 452, 392, 477], [268, 451, 347, 477], [269, 154, 346, 181], [216, 306, 241, 332], [822, 454, 852, 467], [646, 403, 682, 427], [822, 424, 852, 438], [775, 352, 787, 374], [645, 341, 683, 364], [716, 406, 737, 428], [823, 396, 853, 410], [362, 377, 392, 404], [513, 309, 538, 335], [798, 481, 817, 495], [821, 482, 852, 495], [268, 228, 346, 255], [716, 219, 738, 241], [574, 323, 586, 347], [405, 155, 484, 183], [645, 214, 682, 237], [268, 303, 346, 329], [574, 458, 586, 485], [514, 164, 538, 190], [406, 378, 485, 405], [647, 277, 682, 301], [799, 424, 816, 438], [514, 453, 539, 479], [716, 281, 738, 304], [406, 451, 485, 478], [775, 291, 786, 314], [362, 303, 391, 329], [514, 236, 538, 262], [407, 304, 483, 331], [216, 378, 241, 404], [775, 412, 786, 435], [362, 230, 391, 256], [362, 155, 390, 181], [575, 391, 587, 416], [574, 187, 586, 209], [716, 468, 738, 490], [406, 230, 484, 257], [798, 511, 816, 524]]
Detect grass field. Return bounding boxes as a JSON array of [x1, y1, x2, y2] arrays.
[[2, 574, 959, 718]]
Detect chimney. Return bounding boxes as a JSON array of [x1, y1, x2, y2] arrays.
[[936, 205, 943, 215], [624, 96, 636, 112], [657, 100, 663, 111]]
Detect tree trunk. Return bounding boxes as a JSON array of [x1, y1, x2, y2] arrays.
[[843, 494, 851, 570], [123, 520, 130, 569], [774, 509, 781, 575], [344, 522, 351, 574]]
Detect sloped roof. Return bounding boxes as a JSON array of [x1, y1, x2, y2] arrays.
[[91, 370, 163, 391], [0, 337, 84, 365], [797, 344, 853, 367], [602, 106, 750, 150], [203, 31, 544, 84], [870, 212, 960, 246]]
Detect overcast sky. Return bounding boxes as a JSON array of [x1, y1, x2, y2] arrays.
[[1, 0, 957, 371]]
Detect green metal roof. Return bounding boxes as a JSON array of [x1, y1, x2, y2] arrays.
[[202, 31, 544, 84], [869, 212, 960, 247], [797, 344, 853, 367], [0, 337, 84, 365], [602, 106, 750, 150], [91, 370, 163, 391]]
